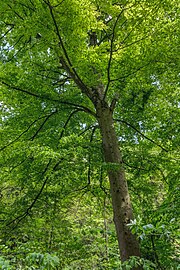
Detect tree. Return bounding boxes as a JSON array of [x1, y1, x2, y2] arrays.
[[0, 0, 179, 268]]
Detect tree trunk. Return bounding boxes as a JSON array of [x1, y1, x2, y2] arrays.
[[60, 54, 141, 266], [96, 100, 141, 263]]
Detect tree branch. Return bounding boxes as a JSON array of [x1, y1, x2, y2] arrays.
[[18, 2, 36, 12], [1, 81, 95, 116], [44, 0, 93, 100], [122, 159, 149, 171], [99, 166, 109, 196], [0, 114, 51, 151], [114, 36, 148, 53], [30, 110, 57, 141], [6, 159, 52, 228], [78, 124, 98, 137], [59, 57, 94, 102], [103, 9, 124, 100], [59, 109, 81, 140], [114, 118, 168, 152], [1, 80, 45, 99], [0, 25, 14, 40], [118, 1, 160, 48], [70, 127, 98, 194], [87, 126, 97, 186], [7, 4, 24, 20], [110, 62, 151, 82]]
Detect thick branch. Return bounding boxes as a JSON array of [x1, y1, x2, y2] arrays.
[[1, 81, 95, 116], [59, 57, 95, 102], [1, 80, 45, 99], [44, 0, 93, 100]]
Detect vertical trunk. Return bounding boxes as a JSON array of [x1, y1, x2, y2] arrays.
[[60, 53, 141, 266], [96, 100, 141, 263]]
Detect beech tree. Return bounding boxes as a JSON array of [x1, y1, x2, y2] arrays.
[[0, 0, 179, 268]]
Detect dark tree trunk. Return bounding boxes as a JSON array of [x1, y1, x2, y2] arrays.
[[96, 100, 141, 263]]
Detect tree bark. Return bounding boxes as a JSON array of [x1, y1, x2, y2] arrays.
[[96, 99, 141, 263]]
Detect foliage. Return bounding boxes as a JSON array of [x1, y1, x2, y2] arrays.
[[121, 257, 156, 270], [0, 256, 11, 270], [127, 215, 180, 269], [0, 253, 59, 270], [0, 0, 179, 269]]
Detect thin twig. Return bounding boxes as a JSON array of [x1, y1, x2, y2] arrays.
[[18, 2, 36, 12], [0, 26, 14, 40], [0, 115, 51, 151], [30, 110, 57, 141], [110, 62, 150, 82], [6, 159, 52, 227], [7, 4, 24, 20], [78, 124, 98, 137], [122, 159, 149, 171], [59, 109, 81, 140], [114, 118, 168, 152], [87, 127, 97, 185]]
